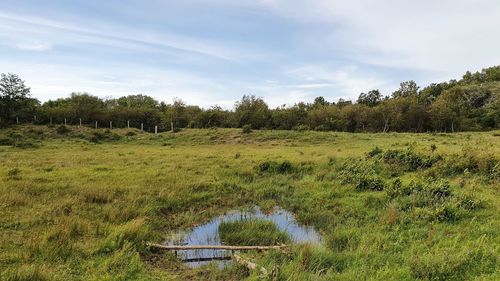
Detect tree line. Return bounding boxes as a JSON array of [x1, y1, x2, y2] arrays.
[[1, 66, 499, 132]]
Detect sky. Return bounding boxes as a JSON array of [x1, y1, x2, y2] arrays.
[[1, 0, 499, 108]]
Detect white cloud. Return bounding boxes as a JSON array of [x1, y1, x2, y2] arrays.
[[0, 10, 267, 62], [15, 40, 52, 51], [286, 65, 391, 99], [247, 0, 500, 78]]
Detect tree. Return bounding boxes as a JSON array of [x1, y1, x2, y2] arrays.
[[357, 90, 382, 107], [0, 73, 35, 123], [234, 95, 271, 129], [392, 80, 419, 98], [312, 96, 329, 108]]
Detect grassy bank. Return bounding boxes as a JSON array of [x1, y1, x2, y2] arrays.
[[0, 125, 499, 280]]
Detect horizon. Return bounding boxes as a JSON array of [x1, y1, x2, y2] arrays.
[[1, 1, 500, 108]]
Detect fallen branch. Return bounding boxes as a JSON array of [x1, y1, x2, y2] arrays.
[[147, 242, 286, 251], [233, 254, 268, 276]]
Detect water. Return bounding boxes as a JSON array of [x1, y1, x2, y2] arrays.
[[164, 206, 321, 267]]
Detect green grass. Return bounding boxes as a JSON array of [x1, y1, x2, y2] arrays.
[[218, 219, 290, 246], [0, 125, 499, 280]]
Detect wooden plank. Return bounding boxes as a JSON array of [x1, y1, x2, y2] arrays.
[[233, 254, 268, 275], [146, 242, 286, 251]]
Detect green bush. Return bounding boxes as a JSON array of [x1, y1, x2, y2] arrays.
[[292, 124, 310, 131], [56, 125, 70, 134], [355, 176, 384, 191], [0, 137, 14, 146], [242, 124, 252, 134], [257, 160, 295, 174], [367, 146, 383, 157], [382, 148, 441, 171], [7, 168, 21, 180]]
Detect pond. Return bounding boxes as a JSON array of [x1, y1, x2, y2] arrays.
[[164, 206, 321, 267]]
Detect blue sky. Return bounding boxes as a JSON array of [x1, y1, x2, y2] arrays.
[[1, 0, 499, 108]]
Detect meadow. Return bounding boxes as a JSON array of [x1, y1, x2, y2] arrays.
[[0, 125, 498, 280]]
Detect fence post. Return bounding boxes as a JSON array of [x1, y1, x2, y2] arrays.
[[127, 120, 130, 129], [155, 126, 158, 134], [171, 121, 174, 132], [110, 121, 112, 129], [79, 118, 82, 127], [95, 121, 98, 129], [141, 123, 143, 132], [34, 115, 37, 122], [16, 116, 19, 124], [64, 118, 67, 126]]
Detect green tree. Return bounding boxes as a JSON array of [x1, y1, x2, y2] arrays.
[[0, 73, 36, 123], [234, 95, 271, 129], [392, 80, 419, 98], [357, 90, 382, 107]]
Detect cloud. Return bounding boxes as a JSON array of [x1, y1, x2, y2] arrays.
[[286, 65, 392, 99], [0, 10, 266, 62], [15, 40, 52, 51], [246, 0, 500, 78]]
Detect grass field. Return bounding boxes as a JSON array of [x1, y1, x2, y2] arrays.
[[0, 125, 499, 280]]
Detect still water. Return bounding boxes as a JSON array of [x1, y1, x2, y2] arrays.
[[164, 206, 321, 267]]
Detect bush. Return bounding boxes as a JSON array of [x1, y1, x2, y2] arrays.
[[7, 168, 21, 180], [13, 141, 39, 149], [0, 137, 14, 146], [56, 125, 70, 134], [257, 160, 295, 174], [242, 124, 252, 134], [292, 124, 310, 131], [367, 146, 383, 157], [90, 131, 122, 143], [355, 176, 384, 191], [382, 148, 440, 171]]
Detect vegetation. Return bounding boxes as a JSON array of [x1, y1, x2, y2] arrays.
[[218, 219, 290, 246], [0, 125, 498, 280], [1, 66, 500, 132]]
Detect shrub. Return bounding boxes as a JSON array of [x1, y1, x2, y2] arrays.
[[13, 141, 39, 149], [0, 137, 14, 146], [367, 146, 383, 157], [125, 131, 136, 136], [257, 160, 295, 174], [90, 131, 122, 143], [382, 148, 440, 171], [430, 143, 437, 152], [292, 124, 310, 131], [434, 204, 458, 222], [7, 168, 21, 180], [242, 124, 252, 134], [355, 176, 384, 191], [56, 125, 70, 134]]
